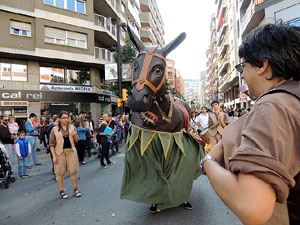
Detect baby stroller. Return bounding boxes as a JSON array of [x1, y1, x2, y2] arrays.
[[0, 147, 15, 188], [109, 130, 119, 156]]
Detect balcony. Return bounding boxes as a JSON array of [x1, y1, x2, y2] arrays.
[[93, 0, 126, 22], [218, 54, 230, 77], [219, 37, 229, 55], [126, 0, 140, 24], [94, 14, 126, 47], [95, 47, 114, 63], [240, 0, 265, 38]]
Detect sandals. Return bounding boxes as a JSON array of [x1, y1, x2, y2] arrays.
[[59, 190, 68, 199], [74, 188, 81, 197]]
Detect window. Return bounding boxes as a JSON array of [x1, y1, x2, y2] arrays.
[[289, 18, 300, 27], [76, 0, 85, 14], [44, 27, 87, 48], [67, 69, 90, 85], [44, 27, 66, 45], [45, 0, 86, 14], [121, 3, 126, 13], [67, 0, 75, 11], [40, 65, 90, 85], [40, 66, 65, 83], [0, 59, 27, 81], [10, 21, 31, 37], [44, 0, 54, 5], [56, 0, 65, 8]]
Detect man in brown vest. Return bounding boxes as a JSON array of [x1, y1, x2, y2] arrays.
[[208, 100, 227, 147], [201, 24, 300, 225]]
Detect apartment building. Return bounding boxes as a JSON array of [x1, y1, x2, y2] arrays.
[[175, 71, 184, 98], [0, 0, 142, 123], [237, 0, 300, 106], [205, 13, 218, 106], [184, 79, 202, 108], [165, 59, 176, 89], [139, 0, 165, 47]]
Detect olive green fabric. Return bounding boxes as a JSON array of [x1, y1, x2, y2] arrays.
[[121, 124, 205, 210]]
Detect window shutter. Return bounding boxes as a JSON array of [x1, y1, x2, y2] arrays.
[[44, 27, 66, 40], [67, 31, 87, 41], [10, 20, 31, 32]]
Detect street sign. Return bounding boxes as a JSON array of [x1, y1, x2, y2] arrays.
[[239, 93, 247, 101], [238, 85, 247, 93]]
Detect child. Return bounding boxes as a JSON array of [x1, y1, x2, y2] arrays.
[[15, 131, 31, 178]]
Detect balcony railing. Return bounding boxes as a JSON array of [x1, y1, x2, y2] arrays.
[[95, 47, 113, 63], [240, 0, 255, 33], [94, 14, 117, 37]]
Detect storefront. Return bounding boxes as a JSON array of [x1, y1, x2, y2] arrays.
[[0, 89, 115, 120]]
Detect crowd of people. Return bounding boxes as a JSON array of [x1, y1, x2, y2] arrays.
[[0, 111, 131, 197]]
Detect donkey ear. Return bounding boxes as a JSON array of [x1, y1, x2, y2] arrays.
[[127, 23, 145, 52], [160, 32, 186, 57]]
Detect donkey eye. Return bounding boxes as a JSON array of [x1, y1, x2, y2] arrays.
[[153, 67, 163, 75], [134, 63, 139, 72]]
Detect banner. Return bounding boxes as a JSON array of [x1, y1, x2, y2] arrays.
[[105, 63, 133, 82]]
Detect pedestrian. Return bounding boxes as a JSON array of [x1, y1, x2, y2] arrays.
[[108, 114, 119, 153], [25, 113, 42, 168], [39, 115, 49, 150], [0, 115, 16, 172], [8, 116, 19, 138], [15, 131, 31, 179], [115, 113, 123, 146], [190, 111, 198, 131], [74, 120, 89, 165], [201, 24, 300, 225], [49, 111, 81, 199], [87, 112, 95, 135], [195, 106, 209, 132], [208, 100, 227, 147], [98, 114, 115, 168]]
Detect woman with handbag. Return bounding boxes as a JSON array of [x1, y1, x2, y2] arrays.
[[49, 111, 81, 199]]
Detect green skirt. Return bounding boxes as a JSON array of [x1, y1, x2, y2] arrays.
[[120, 124, 205, 210]]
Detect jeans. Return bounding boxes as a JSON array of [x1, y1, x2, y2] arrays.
[[117, 129, 122, 144], [4, 144, 14, 169], [26, 136, 39, 165], [100, 142, 111, 166], [17, 156, 29, 175]]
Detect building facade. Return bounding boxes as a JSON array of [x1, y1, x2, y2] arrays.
[[0, 0, 139, 124], [175, 70, 184, 98], [184, 79, 202, 108], [139, 0, 165, 47]]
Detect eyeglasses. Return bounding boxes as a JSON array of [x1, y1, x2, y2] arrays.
[[235, 61, 247, 73], [3, 119, 8, 121]]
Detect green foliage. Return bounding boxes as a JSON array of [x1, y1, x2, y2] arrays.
[[109, 81, 132, 97], [113, 39, 138, 63]]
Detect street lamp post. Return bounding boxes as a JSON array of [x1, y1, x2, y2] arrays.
[[116, 17, 127, 114]]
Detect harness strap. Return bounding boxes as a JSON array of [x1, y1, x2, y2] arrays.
[[132, 46, 167, 94], [173, 99, 206, 148]]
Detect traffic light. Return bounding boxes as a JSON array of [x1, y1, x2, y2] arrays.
[[122, 88, 128, 102], [117, 98, 123, 107]]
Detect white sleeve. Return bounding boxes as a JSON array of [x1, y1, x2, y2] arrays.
[[28, 142, 32, 154], [15, 143, 21, 157]]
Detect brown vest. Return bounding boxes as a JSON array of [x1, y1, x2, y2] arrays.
[[209, 111, 225, 136], [53, 125, 76, 155]]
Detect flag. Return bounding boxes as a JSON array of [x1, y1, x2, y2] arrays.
[[255, 0, 264, 6]]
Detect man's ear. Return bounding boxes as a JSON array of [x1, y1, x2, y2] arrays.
[[257, 59, 271, 77]]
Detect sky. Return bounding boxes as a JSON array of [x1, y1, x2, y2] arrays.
[[156, 0, 216, 79]]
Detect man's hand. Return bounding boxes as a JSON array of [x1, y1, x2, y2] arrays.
[[27, 153, 31, 157], [19, 156, 23, 160], [207, 140, 224, 167], [53, 155, 58, 164]]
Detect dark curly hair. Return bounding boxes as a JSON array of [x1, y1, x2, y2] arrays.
[[239, 24, 300, 81]]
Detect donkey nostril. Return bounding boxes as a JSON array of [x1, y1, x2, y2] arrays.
[[143, 94, 149, 104]]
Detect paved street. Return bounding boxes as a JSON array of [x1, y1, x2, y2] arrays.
[[0, 146, 241, 225]]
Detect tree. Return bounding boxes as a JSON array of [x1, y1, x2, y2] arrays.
[[110, 40, 138, 96]]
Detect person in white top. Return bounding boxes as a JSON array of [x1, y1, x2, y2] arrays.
[[195, 106, 209, 132]]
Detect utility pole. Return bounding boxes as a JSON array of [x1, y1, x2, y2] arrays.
[[117, 16, 123, 114]]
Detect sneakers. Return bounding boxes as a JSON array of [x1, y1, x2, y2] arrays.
[[183, 202, 193, 210], [101, 164, 108, 169], [35, 163, 42, 166], [150, 204, 157, 214], [23, 174, 29, 178], [19, 175, 24, 179], [108, 161, 115, 166]]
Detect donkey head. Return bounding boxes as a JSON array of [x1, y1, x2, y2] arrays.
[[127, 24, 186, 112]]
